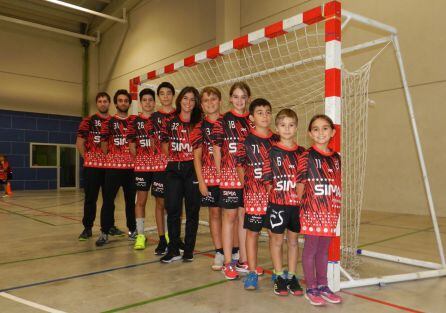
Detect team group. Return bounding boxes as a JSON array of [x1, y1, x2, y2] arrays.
[[76, 81, 342, 306]]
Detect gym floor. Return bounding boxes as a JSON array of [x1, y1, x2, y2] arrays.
[[0, 190, 445, 313]]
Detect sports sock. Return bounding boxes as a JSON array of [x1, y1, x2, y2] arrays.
[[288, 271, 296, 280], [136, 218, 144, 235], [232, 246, 239, 254], [216, 248, 224, 254]]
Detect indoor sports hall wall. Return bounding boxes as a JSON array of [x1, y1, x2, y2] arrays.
[[94, 0, 445, 217], [0, 22, 83, 116]]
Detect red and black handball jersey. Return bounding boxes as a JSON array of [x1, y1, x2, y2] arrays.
[[77, 113, 109, 168], [127, 113, 160, 172], [0, 161, 11, 181], [212, 110, 253, 189], [236, 129, 279, 214], [161, 114, 194, 162], [297, 145, 341, 236], [190, 115, 221, 186], [100, 114, 135, 169], [150, 110, 176, 171], [262, 142, 306, 206]]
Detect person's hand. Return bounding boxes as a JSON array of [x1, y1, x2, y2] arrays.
[[199, 182, 209, 197]]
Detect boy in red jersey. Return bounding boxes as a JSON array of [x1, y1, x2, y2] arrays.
[[96, 89, 136, 246], [128, 88, 156, 250], [236, 98, 279, 290], [76, 92, 119, 240], [263, 109, 305, 296], [191, 86, 224, 270], [150, 82, 177, 255], [213, 82, 252, 280]]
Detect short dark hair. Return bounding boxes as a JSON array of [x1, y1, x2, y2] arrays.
[[139, 88, 155, 101], [157, 82, 175, 96], [113, 89, 131, 104], [308, 114, 335, 131], [95, 92, 110, 103], [275, 108, 298, 126], [175, 86, 202, 128], [249, 98, 272, 115]]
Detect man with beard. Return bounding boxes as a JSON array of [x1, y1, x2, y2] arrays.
[[77, 92, 123, 240], [96, 89, 137, 246]]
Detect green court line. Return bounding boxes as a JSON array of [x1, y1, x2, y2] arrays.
[[0, 207, 56, 226], [102, 279, 228, 313], [0, 243, 132, 266], [358, 226, 434, 248]]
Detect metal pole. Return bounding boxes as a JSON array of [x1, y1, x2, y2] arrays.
[[0, 14, 98, 42], [392, 35, 446, 266]]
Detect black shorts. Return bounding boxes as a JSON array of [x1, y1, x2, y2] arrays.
[[135, 172, 153, 191], [243, 213, 266, 232], [264, 203, 300, 234], [151, 171, 166, 198], [201, 186, 220, 207], [219, 188, 243, 209]]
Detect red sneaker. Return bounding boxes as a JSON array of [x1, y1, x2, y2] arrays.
[[222, 263, 239, 280]]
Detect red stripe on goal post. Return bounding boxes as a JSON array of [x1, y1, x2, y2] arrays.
[[324, 0, 342, 292]]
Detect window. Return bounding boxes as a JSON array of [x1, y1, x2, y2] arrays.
[[30, 143, 57, 167]]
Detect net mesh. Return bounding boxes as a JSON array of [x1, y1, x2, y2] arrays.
[[140, 20, 372, 276]]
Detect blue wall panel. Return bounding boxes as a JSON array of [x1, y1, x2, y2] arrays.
[[0, 109, 81, 191]]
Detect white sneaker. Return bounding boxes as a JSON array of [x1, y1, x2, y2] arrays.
[[232, 251, 240, 262], [212, 252, 225, 271]]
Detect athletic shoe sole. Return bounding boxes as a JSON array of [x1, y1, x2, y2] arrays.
[[288, 288, 304, 296], [244, 285, 257, 290], [160, 255, 182, 263], [212, 265, 223, 271], [274, 290, 289, 296], [154, 250, 167, 256], [304, 294, 325, 306], [320, 294, 342, 304]]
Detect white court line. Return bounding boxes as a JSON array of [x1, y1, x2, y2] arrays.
[[0, 292, 67, 313]]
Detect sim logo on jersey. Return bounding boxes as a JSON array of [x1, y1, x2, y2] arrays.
[[172, 142, 192, 152], [314, 184, 341, 197], [275, 180, 297, 191]]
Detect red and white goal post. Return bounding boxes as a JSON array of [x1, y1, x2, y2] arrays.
[[129, 0, 446, 291]]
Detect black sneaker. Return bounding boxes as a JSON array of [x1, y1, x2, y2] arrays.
[[160, 251, 182, 263], [108, 226, 125, 236], [274, 276, 289, 296], [78, 228, 92, 241], [95, 232, 108, 247], [128, 230, 137, 241], [288, 275, 304, 296], [154, 239, 168, 255], [182, 251, 194, 262], [179, 239, 186, 252]]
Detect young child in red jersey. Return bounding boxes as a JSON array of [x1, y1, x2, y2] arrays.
[[236, 98, 279, 290], [212, 82, 252, 280], [0, 154, 12, 197], [298, 114, 342, 306], [191, 86, 224, 270], [128, 88, 156, 250], [263, 109, 305, 296]]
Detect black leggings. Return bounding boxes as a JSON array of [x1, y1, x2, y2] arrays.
[[164, 161, 201, 254]]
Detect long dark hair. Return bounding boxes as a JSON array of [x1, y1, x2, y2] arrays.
[[175, 86, 202, 128]]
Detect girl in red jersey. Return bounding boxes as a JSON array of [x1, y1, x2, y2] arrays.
[[297, 114, 342, 306], [160, 86, 202, 263], [0, 155, 12, 197]]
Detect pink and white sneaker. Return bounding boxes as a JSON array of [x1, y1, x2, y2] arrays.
[[318, 285, 342, 304], [235, 261, 264, 276], [305, 288, 326, 306]]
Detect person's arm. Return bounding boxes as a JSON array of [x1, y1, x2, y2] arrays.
[[76, 137, 86, 158], [193, 147, 209, 196], [213, 145, 221, 174], [129, 142, 136, 157], [101, 141, 108, 155], [161, 142, 169, 157], [100, 117, 110, 155]]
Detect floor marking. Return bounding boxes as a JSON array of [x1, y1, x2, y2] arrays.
[[1, 200, 81, 222], [0, 292, 67, 313], [0, 207, 56, 226], [101, 279, 228, 313], [342, 290, 425, 313], [0, 249, 215, 293], [358, 226, 434, 248]]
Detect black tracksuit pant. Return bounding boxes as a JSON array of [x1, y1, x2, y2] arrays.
[[164, 161, 201, 254], [100, 169, 136, 233], [82, 167, 106, 229]]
